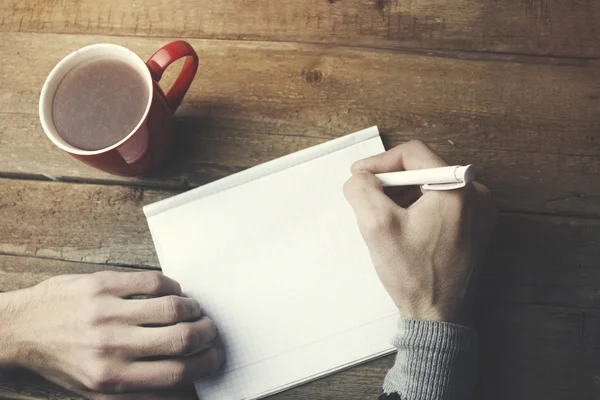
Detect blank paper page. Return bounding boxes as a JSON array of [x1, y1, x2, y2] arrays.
[[144, 127, 399, 400]]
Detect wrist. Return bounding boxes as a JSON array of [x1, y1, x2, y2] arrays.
[[396, 299, 472, 327], [0, 289, 28, 368]]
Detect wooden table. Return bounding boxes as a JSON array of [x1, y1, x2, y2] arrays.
[[1, 1, 600, 399]]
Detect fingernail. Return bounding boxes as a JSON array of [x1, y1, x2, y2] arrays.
[[183, 330, 201, 357], [189, 300, 201, 316], [211, 347, 226, 376]]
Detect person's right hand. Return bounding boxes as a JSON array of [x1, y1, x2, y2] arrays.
[[3, 271, 223, 399], [343, 140, 496, 326]]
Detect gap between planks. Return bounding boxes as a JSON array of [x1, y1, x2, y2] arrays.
[[3, 31, 600, 67], [2, 173, 600, 221]]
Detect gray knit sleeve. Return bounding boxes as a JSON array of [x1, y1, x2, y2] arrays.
[[380, 318, 478, 400]]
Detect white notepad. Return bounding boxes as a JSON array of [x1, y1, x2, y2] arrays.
[[144, 126, 398, 400]]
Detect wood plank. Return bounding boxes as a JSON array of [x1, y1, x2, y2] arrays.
[[482, 213, 600, 310], [5, 111, 600, 216], [2, 178, 600, 310], [1, 289, 598, 399], [474, 303, 600, 400], [4, 33, 600, 155], [2, 33, 600, 215], [0, 369, 198, 400], [1, 0, 599, 57], [0, 254, 139, 292], [0, 179, 167, 267]]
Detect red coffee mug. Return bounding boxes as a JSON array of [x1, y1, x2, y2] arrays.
[[39, 41, 198, 176]]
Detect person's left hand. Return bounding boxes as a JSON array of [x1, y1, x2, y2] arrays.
[[1, 271, 222, 400]]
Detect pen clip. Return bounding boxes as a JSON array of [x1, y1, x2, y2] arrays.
[[422, 165, 474, 190], [422, 181, 468, 191]]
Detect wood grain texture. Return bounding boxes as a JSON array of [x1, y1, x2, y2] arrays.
[[0, 368, 198, 400], [0, 0, 597, 399], [1, 0, 599, 57], [481, 213, 600, 310], [0, 254, 139, 292], [0, 179, 168, 267], [2, 33, 600, 215], [2, 178, 600, 310], [474, 303, 600, 400]]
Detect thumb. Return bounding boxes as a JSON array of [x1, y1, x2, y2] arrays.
[[343, 171, 404, 237]]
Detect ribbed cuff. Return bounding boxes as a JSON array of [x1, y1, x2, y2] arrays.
[[382, 317, 478, 400]]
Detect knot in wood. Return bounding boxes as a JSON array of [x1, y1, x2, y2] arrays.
[[303, 69, 323, 84], [376, 0, 388, 11]]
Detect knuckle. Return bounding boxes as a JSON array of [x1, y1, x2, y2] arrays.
[[85, 300, 110, 326], [89, 329, 116, 355], [86, 275, 109, 296], [85, 362, 121, 393], [169, 362, 188, 385], [173, 325, 198, 355], [343, 173, 373, 195], [474, 182, 493, 200], [140, 271, 165, 293], [473, 182, 497, 219], [163, 296, 185, 322], [342, 179, 354, 199], [343, 175, 360, 195], [406, 139, 427, 150]]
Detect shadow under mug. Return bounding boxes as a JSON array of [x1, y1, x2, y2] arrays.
[[39, 41, 198, 176]]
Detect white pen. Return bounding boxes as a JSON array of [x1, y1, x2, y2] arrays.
[[375, 165, 475, 191]]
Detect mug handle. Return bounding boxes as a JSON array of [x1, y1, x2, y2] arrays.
[[146, 41, 199, 113]]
